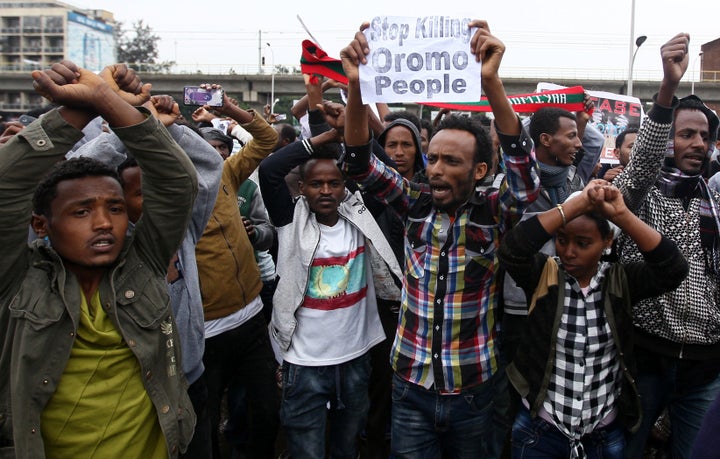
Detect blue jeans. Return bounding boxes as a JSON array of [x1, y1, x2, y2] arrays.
[[280, 352, 371, 459], [625, 348, 720, 459], [390, 371, 503, 458], [511, 405, 625, 459]]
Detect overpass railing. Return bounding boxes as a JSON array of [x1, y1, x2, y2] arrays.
[[0, 63, 684, 81]]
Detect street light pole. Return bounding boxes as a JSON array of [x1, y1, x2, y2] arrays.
[[628, 35, 647, 96], [266, 42, 275, 114], [627, 0, 637, 95], [691, 51, 704, 95]]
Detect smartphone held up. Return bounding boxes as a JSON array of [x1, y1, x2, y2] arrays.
[[183, 86, 224, 107]]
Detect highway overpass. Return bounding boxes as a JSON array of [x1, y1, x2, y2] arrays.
[[1, 71, 718, 117]]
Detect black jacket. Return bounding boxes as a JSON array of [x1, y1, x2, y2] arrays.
[[499, 216, 688, 432]]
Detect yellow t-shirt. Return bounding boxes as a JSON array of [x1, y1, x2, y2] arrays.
[[41, 290, 167, 459]]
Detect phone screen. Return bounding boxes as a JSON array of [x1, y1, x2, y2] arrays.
[[183, 86, 224, 107], [212, 119, 231, 134]]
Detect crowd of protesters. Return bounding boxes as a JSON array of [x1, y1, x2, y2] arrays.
[[0, 17, 719, 459]]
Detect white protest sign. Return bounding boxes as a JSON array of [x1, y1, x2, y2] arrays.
[[359, 16, 481, 104]]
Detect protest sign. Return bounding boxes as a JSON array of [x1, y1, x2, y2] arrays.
[[537, 82, 644, 164], [588, 91, 644, 163], [359, 16, 481, 104]]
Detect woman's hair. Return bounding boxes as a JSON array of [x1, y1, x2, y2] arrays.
[[581, 211, 613, 240], [577, 211, 617, 262]]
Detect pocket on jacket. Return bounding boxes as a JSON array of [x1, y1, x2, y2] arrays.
[[463, 222, 496, 287], [117, 274, 168, 328], [465, 222, 496, 257], [405, 243, 427, 279], [8, 288, 64, 330]]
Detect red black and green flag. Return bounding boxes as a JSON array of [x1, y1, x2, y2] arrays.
[[422, 86, 588, 114], [300, 39, 348, 85]]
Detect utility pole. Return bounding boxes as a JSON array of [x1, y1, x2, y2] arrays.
[[258, 30, 262, 73]]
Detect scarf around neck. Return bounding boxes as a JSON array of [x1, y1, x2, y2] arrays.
[[656, 158, 720, 280], [539, 161, 570, 206]]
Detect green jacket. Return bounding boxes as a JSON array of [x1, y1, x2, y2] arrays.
[[0, 109, 198, 458]]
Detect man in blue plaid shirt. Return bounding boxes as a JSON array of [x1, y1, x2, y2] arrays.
[[340, 20, 539, 458]]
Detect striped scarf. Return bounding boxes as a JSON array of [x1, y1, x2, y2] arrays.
[[656, 160, 720, 279], [538, 162, 570, 206]]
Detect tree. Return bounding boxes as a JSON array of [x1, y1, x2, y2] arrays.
[[115, 20, 174, 73]]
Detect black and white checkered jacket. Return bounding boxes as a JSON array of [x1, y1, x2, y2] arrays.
[[615, 102, 720, 355], [500, 216, 687, 434]]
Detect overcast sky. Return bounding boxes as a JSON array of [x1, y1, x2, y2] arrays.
[[76, 0, 715, 82]]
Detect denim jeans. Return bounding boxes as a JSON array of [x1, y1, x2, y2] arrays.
[[511, 405, 625, 459], [390, 370, 504, 459], [625, 347, 720, 459], [280, 352, 372, 459], [203, 312, 279, 459]]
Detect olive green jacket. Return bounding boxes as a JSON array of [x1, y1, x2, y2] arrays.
[[0, 109, 198, 458]]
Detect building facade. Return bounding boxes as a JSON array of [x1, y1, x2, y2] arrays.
[[701, 38, 720, 83], [0, 0, 115, 113]]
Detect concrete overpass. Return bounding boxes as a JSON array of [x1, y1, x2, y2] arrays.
[[1, 71, 718, 116]]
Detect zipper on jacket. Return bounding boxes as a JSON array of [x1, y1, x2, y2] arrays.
[[678, 210, 692, 359]]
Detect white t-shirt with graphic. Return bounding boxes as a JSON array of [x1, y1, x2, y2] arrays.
[[284, 219, 384, 366]]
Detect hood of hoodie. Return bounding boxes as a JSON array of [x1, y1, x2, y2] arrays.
[[672, 95, 719, 148], [664, 94, 720, 170], [200, 127, 234, 153], [378, 119, 425, 178]]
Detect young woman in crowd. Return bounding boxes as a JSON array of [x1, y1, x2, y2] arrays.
[[498, 180, 688, 459]]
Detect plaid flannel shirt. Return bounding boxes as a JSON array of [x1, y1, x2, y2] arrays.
[[343, 125, 538, 391], [545, 261, 621, 439]]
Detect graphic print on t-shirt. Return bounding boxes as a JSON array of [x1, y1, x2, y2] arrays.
[[302, 246, 367, 310]]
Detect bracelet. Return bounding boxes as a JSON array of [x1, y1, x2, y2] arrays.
[[556, 204, 567, 226]]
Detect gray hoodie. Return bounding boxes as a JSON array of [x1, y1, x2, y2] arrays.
[[378, 118, 426, 182]]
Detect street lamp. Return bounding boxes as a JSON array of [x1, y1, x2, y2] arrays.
[[627, 35, 647, 96], [265, 42, 275, 114], [691, 51, 704, 95]]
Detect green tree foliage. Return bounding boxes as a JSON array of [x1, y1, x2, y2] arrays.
[[115, 20, 174, 73]]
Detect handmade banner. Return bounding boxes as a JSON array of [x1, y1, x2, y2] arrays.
[[422, 86, 587, 113], [359, 16, 481, 104], [537, 82, 644, 163]]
